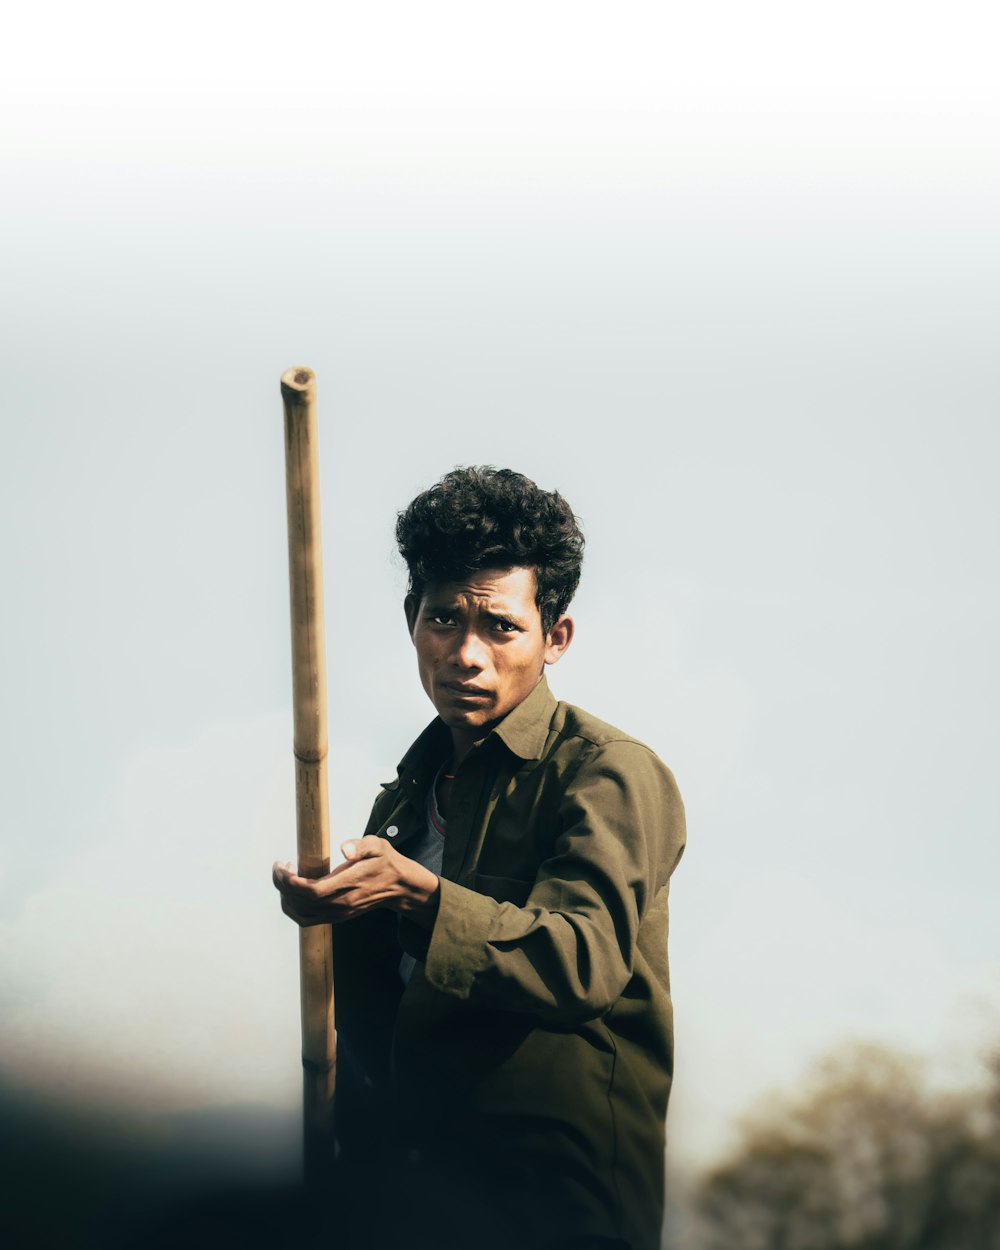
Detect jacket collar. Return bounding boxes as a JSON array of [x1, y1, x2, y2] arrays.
[[492, 675, 556, 761], [389, 717, 451, 798], [390, 674, 557, 794]]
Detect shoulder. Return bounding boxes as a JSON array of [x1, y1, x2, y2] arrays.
[[545, 701, 686, 867], [547, 701, 682, 797], [550, 700, 648, 751]]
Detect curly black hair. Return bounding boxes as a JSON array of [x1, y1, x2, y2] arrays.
[[396, 466, 585, 634]]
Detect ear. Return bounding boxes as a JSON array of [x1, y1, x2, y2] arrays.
[[543, 615, 574, 666], [404, 594, 419, 639]]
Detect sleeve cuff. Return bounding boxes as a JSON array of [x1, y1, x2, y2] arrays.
[[422, 876, 500, 1000]]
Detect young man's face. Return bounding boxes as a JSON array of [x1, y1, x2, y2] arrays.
[[405, 566, 573, 758]]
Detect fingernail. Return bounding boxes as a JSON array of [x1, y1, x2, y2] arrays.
[[342, 842, 357, 858]]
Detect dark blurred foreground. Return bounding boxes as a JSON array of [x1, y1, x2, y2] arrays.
[[3, 1044, 999, 1250], [0, 1078, 324, 1250]]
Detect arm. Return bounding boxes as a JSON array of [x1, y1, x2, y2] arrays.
[[400, 739, 685, 1024]]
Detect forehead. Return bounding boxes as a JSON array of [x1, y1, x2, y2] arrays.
[[422, 566, 540, 613]]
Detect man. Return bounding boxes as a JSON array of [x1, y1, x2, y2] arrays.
[[273, 467, 685, 1250]]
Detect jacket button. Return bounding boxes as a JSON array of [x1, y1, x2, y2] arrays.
[[386, 825, 399, 838]]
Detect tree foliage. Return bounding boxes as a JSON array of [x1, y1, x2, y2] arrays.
[[690, 1043, 1000, 1250]]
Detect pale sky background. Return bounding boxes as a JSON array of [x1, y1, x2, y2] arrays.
[[1, 0, 998, 1180]]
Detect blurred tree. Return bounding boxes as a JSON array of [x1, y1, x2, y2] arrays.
[[688, 1043, 1000, 1250]]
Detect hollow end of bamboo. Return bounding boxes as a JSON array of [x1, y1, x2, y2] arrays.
[[280, 365, 316, 398]]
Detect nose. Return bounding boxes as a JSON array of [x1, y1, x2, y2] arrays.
[[452, 628, 486, 671]]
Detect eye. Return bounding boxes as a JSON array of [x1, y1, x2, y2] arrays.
[[428, 612, 456, 626], [493, 619, 520, 633]]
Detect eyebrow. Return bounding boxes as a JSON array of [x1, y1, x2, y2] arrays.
[[422, 599, 526, 626]]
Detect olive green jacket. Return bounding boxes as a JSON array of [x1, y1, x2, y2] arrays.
[[332, 678, 686, 1250]]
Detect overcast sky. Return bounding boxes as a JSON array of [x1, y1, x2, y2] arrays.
[[1, 1, 998, 1172]]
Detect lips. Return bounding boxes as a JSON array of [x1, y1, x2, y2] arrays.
[[444, 683, 491, 700]]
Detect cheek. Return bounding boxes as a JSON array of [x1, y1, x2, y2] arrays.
[[414, 636, 439, 665], [508, 651, 538, 684]]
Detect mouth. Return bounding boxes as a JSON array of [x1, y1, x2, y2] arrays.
[[443, 683, 491, 701]]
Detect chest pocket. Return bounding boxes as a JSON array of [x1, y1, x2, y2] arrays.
[[473, 872, 534, 907]]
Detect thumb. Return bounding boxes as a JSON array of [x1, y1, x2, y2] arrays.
[[340, 835, 386, 861]]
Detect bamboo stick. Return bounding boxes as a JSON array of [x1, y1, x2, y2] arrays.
[[281, 365, 336, 1187]]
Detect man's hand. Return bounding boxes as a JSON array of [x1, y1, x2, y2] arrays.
[[272, 836, 441, 929]]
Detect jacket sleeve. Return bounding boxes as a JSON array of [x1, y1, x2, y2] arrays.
[[397, 739, 685, 1025]]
